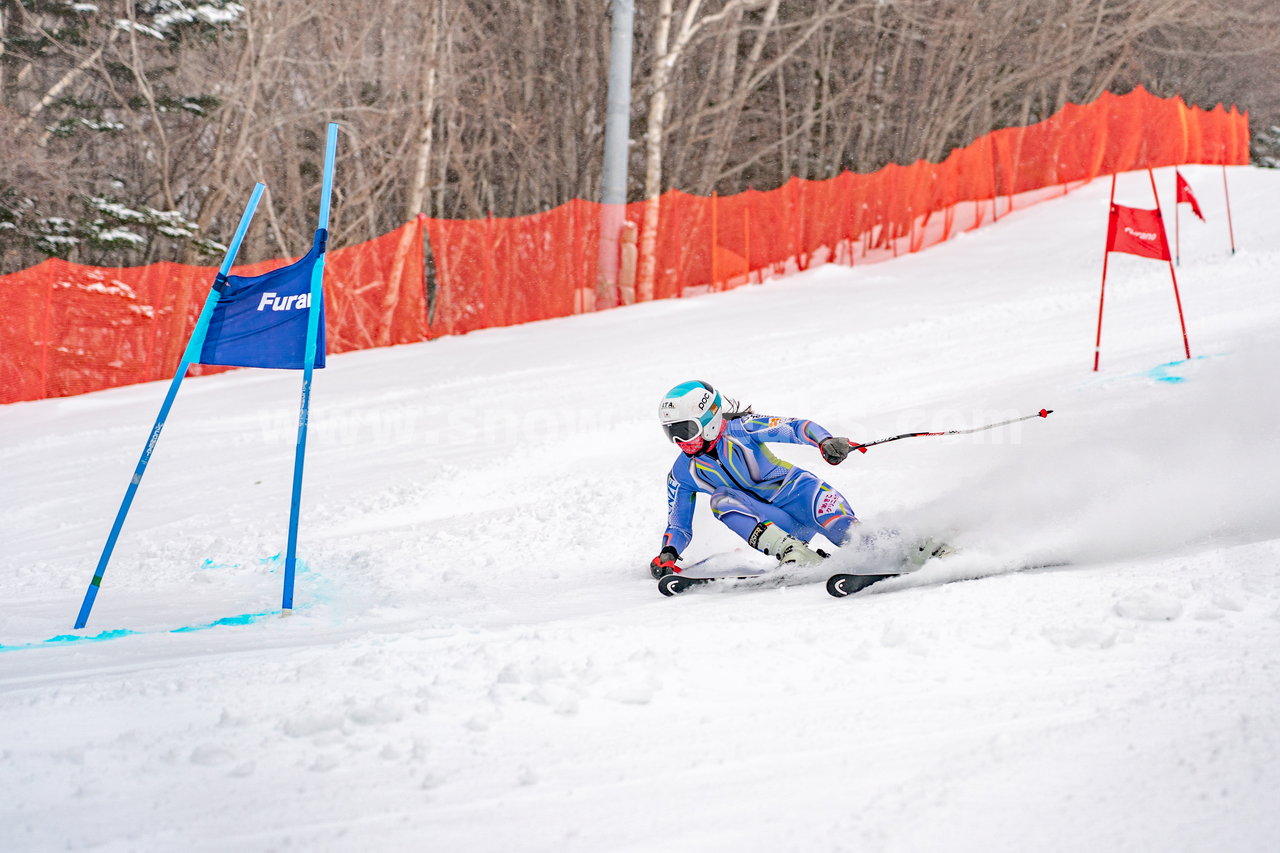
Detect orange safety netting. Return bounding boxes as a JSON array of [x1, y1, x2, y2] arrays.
[[0, 86, 1249, 404], [0, 222, 426, 402]]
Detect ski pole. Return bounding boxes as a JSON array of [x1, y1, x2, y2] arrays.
[[852, 408, 1053, 454]]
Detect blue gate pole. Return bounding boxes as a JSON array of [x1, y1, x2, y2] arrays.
[[282, 122, 337, 611], [73, 184, 266, 630]]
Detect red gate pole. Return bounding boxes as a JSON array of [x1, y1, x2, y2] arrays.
[[1093, 174, 1118, 372], [1149, 168, 1191, 360], [1222, 165, 1237, 255], [1174, 169, 1181, 266]]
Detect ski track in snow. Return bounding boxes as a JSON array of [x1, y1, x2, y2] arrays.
[[2, 166, 1280, 852]]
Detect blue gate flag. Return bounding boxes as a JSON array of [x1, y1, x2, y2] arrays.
[[199, 229, 328, 369]]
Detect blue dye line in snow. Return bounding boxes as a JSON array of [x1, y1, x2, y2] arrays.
[[1144, 356, 1210, 383], [0, 609, 283, 653], [199, 558, 241, 570], [1083, 353, 1224, 388], [170, 611, 277, 633], [0, 556, 323, 653]]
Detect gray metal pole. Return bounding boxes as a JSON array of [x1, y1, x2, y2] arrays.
[[597, 0, 634, 307]]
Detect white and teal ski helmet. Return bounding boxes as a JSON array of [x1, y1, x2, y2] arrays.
[[658, 380, 724, 444]]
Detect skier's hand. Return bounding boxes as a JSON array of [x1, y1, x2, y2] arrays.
[[820, 436, 856, 465], [650, 547, 680, 579]]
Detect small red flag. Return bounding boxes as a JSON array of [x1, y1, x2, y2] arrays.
[[1175, 171, 1205, 221], [1107, 204, 1171, 261]]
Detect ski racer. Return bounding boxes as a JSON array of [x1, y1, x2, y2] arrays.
[[650, 380, 860, 579]]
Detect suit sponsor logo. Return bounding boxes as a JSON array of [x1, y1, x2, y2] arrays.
[[817, 491, 843, 516], [257, 291, 313, 312], [1122, 225, 1157, 241]]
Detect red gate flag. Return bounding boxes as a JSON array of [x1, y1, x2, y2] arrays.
[[1175, 170, 1205, 221], [1094, 169, 1190, 372], [1107, 204, 1170, 260]]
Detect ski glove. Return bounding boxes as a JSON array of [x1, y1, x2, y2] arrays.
[[819, 436, 856, 465], [650, 547, 680, 579]]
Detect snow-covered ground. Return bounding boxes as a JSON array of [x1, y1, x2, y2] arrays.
[[3, 166, 1279, 852]]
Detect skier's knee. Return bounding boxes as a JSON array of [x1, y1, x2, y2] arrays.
[[822, 514, 859, 546], [813, 485, 857, 544]]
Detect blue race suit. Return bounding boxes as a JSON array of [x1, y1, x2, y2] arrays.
[[661, 415, 858, 555]]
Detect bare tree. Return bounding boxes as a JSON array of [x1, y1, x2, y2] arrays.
[[2, 0, 1276, 275]]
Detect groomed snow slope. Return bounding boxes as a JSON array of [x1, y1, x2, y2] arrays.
[[3, 166, 1280, 852]]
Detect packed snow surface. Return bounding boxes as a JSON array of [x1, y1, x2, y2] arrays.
[[3, 166, 1280, 852]]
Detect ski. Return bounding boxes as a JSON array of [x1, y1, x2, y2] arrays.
[[656, 540, 956, 597], [826, 561, 1070, 598], [657, 572, 774, 596], [825, 572, 900, 598]]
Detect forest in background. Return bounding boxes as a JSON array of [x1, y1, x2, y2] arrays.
[[2, 0, 1278, 273]]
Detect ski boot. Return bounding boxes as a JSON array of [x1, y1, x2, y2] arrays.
[[907, 538, 954, 567], [749, 522, 826, 568]]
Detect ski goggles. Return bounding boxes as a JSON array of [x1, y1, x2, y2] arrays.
[[662, 418, 703, 443]]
